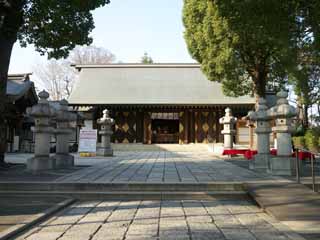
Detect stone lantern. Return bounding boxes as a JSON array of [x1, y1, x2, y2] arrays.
[[247, 98, 272, 171], [97, 109, 114, 156], [219, 108, 237, 149], [267, 90, 297, 175], [27, 90, 55, 172], [54, 99, 77, 168]]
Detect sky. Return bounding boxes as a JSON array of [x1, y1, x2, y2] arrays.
[[8, 0, 195, 75]]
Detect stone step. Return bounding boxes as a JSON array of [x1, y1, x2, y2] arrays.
[[0, 181, 244, 193], [0, 191, 247, 201]]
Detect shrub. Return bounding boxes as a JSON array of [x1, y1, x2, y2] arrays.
[[293, 124, 306, 137], [304, 129, 320, 152], [292, 136, 305, 149]]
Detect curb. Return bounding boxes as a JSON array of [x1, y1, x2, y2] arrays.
[[0, 190, 247, 201], [0, 198, 75, 240], [0, 181, 245, 192]]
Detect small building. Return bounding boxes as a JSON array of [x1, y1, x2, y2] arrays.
[[6, 73, 38, 152], [69, 64, 255, 144]]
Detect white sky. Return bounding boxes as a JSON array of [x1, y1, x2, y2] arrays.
[[9, 0, 195, 76]]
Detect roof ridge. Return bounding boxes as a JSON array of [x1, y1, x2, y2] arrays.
[[72, 63, 201, 69]]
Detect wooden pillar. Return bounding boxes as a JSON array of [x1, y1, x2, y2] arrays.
[[136, 110, 144, 143], [215, 108, 224, 143], [249, 124, 255, 149], [143, 112, 152, 144], [184, 110, 189, 144], [189, 110, 195, 143], [215, 109, 220, 142], [208, 110, 214, 143]]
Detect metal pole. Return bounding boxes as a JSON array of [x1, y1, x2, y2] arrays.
[[311, 153, 316, 192], [296, 148, 300, 184]]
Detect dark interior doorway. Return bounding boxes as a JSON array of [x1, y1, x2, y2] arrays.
[[151, 114, 179, 144]]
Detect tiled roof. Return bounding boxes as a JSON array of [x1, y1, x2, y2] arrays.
[[69, 64, 255, 106]]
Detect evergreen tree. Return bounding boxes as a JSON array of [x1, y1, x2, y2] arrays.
[[141, 52, 153, 64], [0, 0, 110, 166], [183, 0, 319, 99]]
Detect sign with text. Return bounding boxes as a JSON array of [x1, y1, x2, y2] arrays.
[[78, 129, 97, 153]]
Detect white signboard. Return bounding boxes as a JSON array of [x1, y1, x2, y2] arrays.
[[78, 129, 97, 153]]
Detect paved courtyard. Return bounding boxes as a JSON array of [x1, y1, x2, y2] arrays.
[[54, 151, 283, 183], [4, 144, 287, 183], [17, 198, 304, 240], [2, 145, 314, 239]]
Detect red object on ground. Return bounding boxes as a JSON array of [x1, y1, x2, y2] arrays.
[[222, 149, 249, 156], [222, 149, 256, 160], [244, 150, 257, 160], [293, 151, 314, 160], [270, 149, 277, 156], [222, 147, 314, 161]]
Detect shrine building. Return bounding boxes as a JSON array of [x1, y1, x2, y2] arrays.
[[6, 73, 38, 152], [68, 64, 255, 144]]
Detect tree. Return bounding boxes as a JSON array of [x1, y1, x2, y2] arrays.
[[290, 60, 320, 128], [141, 52, 153, 64], [34, 59, 76, 100], [69, 45, 116, 65], [0, 0, 110, 166], [35, 46, 116, 100], [183, 0, 299, 98]]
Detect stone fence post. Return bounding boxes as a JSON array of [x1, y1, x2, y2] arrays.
[[27, 90, 55, 172], [219, 108, 237, 149], [97, 109, 114, 156], [54, 99, 77, 168]]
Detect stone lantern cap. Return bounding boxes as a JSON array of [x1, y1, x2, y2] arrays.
[[26, 90, 55, 118], [219, 108, 237, 124], [247, 98, 271, 121], [56, 99, 77, 122], [97, 109, 115, 125], [267, 90, 297, 118]]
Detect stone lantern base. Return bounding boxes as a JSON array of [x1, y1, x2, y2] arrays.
[[97, 147, 113, 157], [54, 154, 74, 168], [27, 156, 55, 172], [249, 154, 270, 171], [268, 156, 295, 176]]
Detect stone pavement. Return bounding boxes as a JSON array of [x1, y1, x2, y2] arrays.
[[54, 151, 284, 183], [0, 194, 72, 238], [17, 198, 304, 240], [247, 182, 320, 240]]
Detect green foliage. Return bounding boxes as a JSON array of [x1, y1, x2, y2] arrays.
[[183, 0, 317, 98], [292, 136, 305, 149], [293, 123, 306, 137], [304, 128, 320, 152], [141, 52, 153, 64], [1, 0, 110, 59]]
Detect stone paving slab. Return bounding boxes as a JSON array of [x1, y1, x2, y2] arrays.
[[0, 163, 85, 182], [16, 198, 305, 240], [51, 151, 285, 184], [4, 145, 292, 184], [247, 182, 320, 240], [0, 195, 74, 240]]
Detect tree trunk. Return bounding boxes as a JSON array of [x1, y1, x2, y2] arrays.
[[303, 104, 309, 128], [252, 64, 267, 110], [0, 36, 15, 167], [249, 61, 268, 98]]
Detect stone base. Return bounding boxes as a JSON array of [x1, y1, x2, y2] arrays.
[[27, 156, 55, 172], [97, 147, 113, 157], [249, 154, 270, 171], [54, 154, 74, 168], [268, 156, 295, 176]]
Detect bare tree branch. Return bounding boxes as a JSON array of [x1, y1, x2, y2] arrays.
[[34, 45, 116, 100]]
